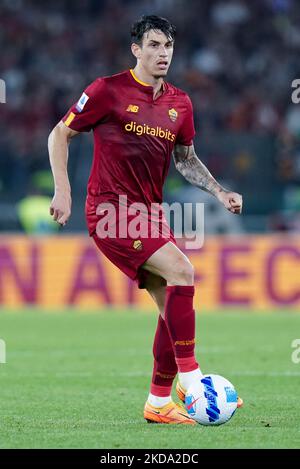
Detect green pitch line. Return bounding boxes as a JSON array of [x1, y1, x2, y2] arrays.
[[0, 309, 300, 449]]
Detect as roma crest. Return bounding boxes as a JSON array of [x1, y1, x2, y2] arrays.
[[168, 108, 178, 122]]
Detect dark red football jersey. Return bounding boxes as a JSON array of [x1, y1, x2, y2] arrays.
[[62, 69, 196, 234]]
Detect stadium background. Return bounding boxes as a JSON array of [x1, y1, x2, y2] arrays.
[[1, 0, 300, 449]]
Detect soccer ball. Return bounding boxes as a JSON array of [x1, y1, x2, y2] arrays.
[[185, 374, 238, 425]]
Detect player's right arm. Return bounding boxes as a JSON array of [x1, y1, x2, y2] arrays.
[[48, 121, 79, 226], [48, 77, 111, 226]]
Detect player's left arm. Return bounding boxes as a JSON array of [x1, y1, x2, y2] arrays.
[[173, 143, 243, 214]]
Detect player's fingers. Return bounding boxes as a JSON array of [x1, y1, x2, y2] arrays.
[[227, 198, 241, 212], [229, 199, 242, 212], [50, 206, 54, 216], [230, 196, 242, 206], [53, 209, 59, 221], [230, 204, 242, 210], [53, 209, 65, 222], [57, 212, 70, 226]]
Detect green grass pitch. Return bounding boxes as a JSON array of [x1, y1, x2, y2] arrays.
[[0, 309, 300, 449]]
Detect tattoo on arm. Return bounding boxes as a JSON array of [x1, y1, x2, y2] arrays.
[[173, 144, 224, 197]]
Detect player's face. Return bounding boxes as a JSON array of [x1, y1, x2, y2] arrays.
[[138, 29, 174, 78]]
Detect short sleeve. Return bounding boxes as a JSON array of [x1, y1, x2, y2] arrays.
[[62, 78, 110, 132], [176, 95, 196, 146]]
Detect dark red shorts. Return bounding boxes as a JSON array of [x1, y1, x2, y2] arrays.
[[89, 212, 176, 289]]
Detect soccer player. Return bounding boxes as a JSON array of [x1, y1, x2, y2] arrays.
[[48, 15, 243, 425]]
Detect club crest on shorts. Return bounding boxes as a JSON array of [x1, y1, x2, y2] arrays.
[[168, 108, 178, 122], [133, 240, 143, 250]]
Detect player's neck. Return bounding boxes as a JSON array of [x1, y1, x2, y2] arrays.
[[132, 66, 164, 99]]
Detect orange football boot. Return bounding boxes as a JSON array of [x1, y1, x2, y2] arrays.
[[144, 400, 196, 425]]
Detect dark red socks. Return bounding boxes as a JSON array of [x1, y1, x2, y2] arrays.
[[150, 314, 178, 396], [165, 285, 199, 372]]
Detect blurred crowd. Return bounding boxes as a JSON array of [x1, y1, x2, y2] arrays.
[[1, 0, 300, 231]]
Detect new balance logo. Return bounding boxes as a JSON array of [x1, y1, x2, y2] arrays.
[[126, 104, 139, 113], [133, 240, 143, 250]]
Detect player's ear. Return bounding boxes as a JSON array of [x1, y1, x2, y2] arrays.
[[131, 43, 142, 60]]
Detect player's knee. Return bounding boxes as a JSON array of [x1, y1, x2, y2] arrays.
[[169, 259, 194, 285]]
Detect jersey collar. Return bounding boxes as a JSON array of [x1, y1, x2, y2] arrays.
[[129, 69, 167, 94]]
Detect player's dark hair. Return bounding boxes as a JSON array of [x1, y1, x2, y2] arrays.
[[131, 15, 176, 46]]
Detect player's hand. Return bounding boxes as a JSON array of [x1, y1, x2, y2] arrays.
[[216, 190, 243, 214], [49, 190, 72, 226]]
